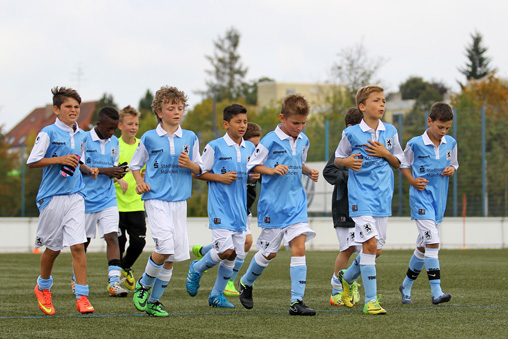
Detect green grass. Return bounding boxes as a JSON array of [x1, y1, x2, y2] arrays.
[[1, 249, 507, 338]]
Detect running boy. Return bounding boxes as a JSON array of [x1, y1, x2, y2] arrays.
[[114, 105, 147, 290], [398, 102, 458, 305], [186, 104, 256, 308], [191, 122, 262, 296], [131, 86, 202, 317], [81, 106, 128, 297], [28, 87, 97, 315], [238, 94, 319, 316], [323, 107, 363, 307], [334, 85, 404, 315]]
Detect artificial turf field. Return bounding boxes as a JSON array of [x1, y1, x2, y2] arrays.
[[0, 249, 507, 338]]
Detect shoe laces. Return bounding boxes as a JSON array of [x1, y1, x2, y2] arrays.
[[40, 289, 52, 304], [79, 296, 92, 307], [151, 301, 165, 309]]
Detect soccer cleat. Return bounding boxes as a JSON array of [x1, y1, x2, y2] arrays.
[[108, 281, 128, 297], [192, 245, 204, 260], [363, 299, 387, 315], [133, 279, 151, 311], [146, 301, 169, 317], [399, 285, 413, 304], [208, 292, 235, 308], [121, 268, 135, 290], [432, 293, 452, 305], [223, 280, 239, 296], [238, 278, 254, 309], [76, 296, 95, 314], [34, 285, 55, 315], [339, 269, 353, 308], [289, 300, 316, 316], [351, 281, 361, 305], [186, 260, 202, 296], [330, 293, 344, 306]]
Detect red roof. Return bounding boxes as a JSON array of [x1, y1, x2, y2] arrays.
[[5, 101, 98, 148]]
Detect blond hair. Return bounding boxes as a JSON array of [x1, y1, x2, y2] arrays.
[[151, 86, 188, 123], [281, 94, 310, 117], [118, 105, 140, 122], [355, 85, 384, 108]]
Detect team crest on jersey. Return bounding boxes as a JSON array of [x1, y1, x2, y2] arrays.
[[183, 145, 190, 154], [446, 150, 452, 160], [111, 148, 116, 157], [264, 217, 270, 224], [419, 209, 425, 215], [352, 205, 358, 212], [363, 223, 372, 234], [214, 218, 221, 224], [385, 138, 393, 150]]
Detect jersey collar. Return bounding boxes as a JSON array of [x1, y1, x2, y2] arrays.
[[223, 133, 246, 148], [423, 129, 447, 146], [55, 118, 79, 134], [275, 123, 302, 141], [359, 119, 386, 132], [156, 124, 182, 138]]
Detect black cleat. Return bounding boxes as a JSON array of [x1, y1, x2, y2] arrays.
[[432, 294, 451, 305], [238, 278, 254, 309], [289, 300, 316, 316]]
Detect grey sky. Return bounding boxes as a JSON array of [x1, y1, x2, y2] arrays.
[[1, 0, 506, 131]]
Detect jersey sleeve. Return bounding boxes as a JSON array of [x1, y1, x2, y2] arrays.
[[392, 131, 405, 163], [200, 143, 215, 174], [129, 139, 149, 171], [450, 143, 459, 171], [191, 134, 203, 172], [400, 141, 414, 169], [247, 143, 269, 171], [302, 138, 309, 164], [334, 131, 351, 158], [114, 143, 120, 166], [27, 131, 50, 164]]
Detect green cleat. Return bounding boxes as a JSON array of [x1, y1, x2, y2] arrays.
[[351, 281, 361, 305], [330, 292, 344, 306], [223, 280, 239, 296], [363, 298, 387, 315], [192, 245, 204, 260], [121, 268, 135, 290], [339, 269, 353, 308], [146, 301, 169, 317], [133, 279, 150, 311]]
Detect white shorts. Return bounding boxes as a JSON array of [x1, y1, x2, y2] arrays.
[[256, 223, 316, 256], [246, 213, 252, 235], [352, 216, 388, 249], [85, 206, 119, 239], [335, 227, 360, 252], [35, 194, 87, 251], [211, 229, 246, 257], [145, 199, 190, 262], [415, 219, 441, 247]]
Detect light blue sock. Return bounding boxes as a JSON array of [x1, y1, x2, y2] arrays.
[[108, 265, 122, 284], [344, 253, 361, 283], [37, 276, 53, 291], [148, 267, 173, 303], [201, 244, 213, 256], [193, 250, 219, 275], [290, 265, 307, 303], [229, 257, 245, 282], [211, 261, 234, 296], [74, 284, 89, 299], [331, 274, 342, 295], [241, 253, 269, 286], [140, 256, 163, 288], [425, 248, 443, 298], [402, 252, 425, 296], [360, 253, 377, 302]]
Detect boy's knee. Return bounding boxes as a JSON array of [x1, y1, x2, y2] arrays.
[[219, 249, 236, 260], [265, 252, 277, 260]]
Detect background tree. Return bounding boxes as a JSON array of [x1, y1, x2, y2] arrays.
[[204, 27, 248, 102], [241, 77, 274, 105], [458, 31, 494, 87], [137, 89, 157, 136], [91, 93, 118, 126]]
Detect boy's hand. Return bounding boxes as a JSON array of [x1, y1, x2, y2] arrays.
[[307, 169, 319, 182], [365, 140, 390, 158], [135, 182, 151, 194], [110, 166, 127, 179], [343, 153, 363, 171], [442, 166, 455, 177], [117, 178, 128, 194], [271, 164, 289, 176], [411, 177, 429, 191], [61, 154, 80, 168], [248, 173, 261, 182], [89, 167, 99, 179], [220, 171, 238, 184], [178, 151, 193, 169]]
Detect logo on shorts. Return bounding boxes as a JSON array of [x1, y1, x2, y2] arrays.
[[264, 217, 270, 224], [183, 145, 190, 154], [154, 239, 159, 251], [213, 241, 220, 251], [363, 224, 372, 234], [385, 138, 393, 150], [154, 161, 159, 169], [352, 205, 358, 212], [259, 240, 270, 250], [425, 231, 431, 239], [214, 218, 221, 224], [35, 237, 43, 247], [446, 150, 452, 160], [419, 209, 426, 215], [350, 231, 355, 241], [358, 231, 364, 238]]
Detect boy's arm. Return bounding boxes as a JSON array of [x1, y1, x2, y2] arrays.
[[252, 164, 289, 176], [333, 132, 363, 171], [28, 154, 79, 169], [132, 170, 150, 194], [400, 168, 428, 191], [80, 163, 99, 179], [98, 166, 126, 179], [179, 137, 202, 175], [364, 131, 404, 168], [302, 164, 319, 182], [442, 143, 459, 177], [193, 172, 238, 184]]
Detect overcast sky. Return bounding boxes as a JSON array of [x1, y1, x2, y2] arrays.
[[1, 0, 506, 131]]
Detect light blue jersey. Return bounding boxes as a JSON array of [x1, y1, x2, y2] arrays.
[[201, 133, 256, 231], [335, 120, 404, 217], [401, 131, 458, 223], [247, 124, 310, 229], [81, 128, 119, 213], [26, 119, 87, 212], [130, 124, 202, 202]]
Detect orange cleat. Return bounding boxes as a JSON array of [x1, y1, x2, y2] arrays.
[[76, 296, 95, 314], [34, 285, 55, 315]]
